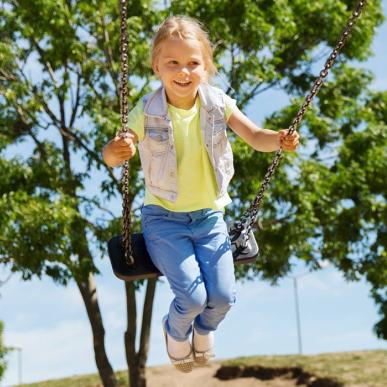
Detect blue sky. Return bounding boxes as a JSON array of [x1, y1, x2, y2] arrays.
[[1, 3, 387, 386]]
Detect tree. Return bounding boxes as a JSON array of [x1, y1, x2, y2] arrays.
[[0, 321, 9, 381], [1, 1, 161, 386], [0, 1, 385, 386], [0, 274, 12, 381]]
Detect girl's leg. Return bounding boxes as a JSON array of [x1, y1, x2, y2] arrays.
[[191, 210, 237, 334], [141, 205, 208, 341]]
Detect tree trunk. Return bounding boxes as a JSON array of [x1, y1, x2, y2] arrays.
[[57, 128, 117, 386], [125, 279, 157, 387], [77, 272, 117, 387]]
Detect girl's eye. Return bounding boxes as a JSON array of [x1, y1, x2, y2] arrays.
[[190, 61, 199, 66], [168, 60, 178, 65]]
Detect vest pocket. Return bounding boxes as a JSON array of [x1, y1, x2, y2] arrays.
[[213, 119, 226, 134], [212, 106, 226, 134], [213, 129, 227, 151], [146, 128, 169, 154], [150, 152, 166, 186], [223, 150, 234, 174]]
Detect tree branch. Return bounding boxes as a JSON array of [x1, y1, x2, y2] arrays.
[[98, 8, 119, 98], [31, 36, 60, 89], [0, 69, 17, 82], [37, 92, 62, 126], [60, 125, 120, 188], [58, 67, 67, 129], [226, 43, 236, 95], [76, 194, 116, 218], [69, 71, 82, 128], [11, 103, 47, 159], [129, 78, 152, 107], [239, 81, 279, 108]]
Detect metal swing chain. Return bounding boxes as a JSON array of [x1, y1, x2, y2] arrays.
[[118, 0, 367, 262], [119, 0, 134, 265], [231, 0, 368, 235]]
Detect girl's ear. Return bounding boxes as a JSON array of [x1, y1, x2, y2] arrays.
[[152, 62, 160, 78]]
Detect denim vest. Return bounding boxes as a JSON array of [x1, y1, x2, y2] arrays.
[[138, 83, 234, 203]]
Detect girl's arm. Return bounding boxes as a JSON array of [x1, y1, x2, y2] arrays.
[[102, 131, 138, 168], [227, 106, 299, 152]]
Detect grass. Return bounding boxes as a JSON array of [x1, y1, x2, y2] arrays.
[[221, 349, 387, 386], [19, 371, 128, 387], [20, 349, 387, 387]]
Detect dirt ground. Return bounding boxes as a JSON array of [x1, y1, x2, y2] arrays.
[[146, 362, 304, 387]]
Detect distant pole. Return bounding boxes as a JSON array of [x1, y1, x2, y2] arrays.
[[290, 260, 330, 355], [293, 277, 303, 355], [17, 347, 22, 386]]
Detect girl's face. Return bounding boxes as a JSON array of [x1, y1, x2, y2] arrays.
[[153, 37, 208, 109]]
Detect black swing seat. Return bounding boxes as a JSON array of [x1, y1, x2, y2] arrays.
[[108, 233, 161, 281], [107, 224, 259, 281]]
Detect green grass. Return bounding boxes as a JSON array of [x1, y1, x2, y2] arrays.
[[20, 349, 387, 387], [19, 370, 128, 387], [222, 349, 387, 386]]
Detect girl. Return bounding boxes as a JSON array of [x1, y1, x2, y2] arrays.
[[103, 16, 299, 373]]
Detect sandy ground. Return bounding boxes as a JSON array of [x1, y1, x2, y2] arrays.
[[146, 362, 300, 387]]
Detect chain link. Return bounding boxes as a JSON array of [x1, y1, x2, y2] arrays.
[[119, 0, 134, 265], [231, 0, 368, 235]]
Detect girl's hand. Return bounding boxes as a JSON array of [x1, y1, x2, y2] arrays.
[[103, 133, 137, 167], [279, 129, 300, 152]]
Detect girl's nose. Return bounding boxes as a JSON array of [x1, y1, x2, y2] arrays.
[[178, 67, 190, 75]]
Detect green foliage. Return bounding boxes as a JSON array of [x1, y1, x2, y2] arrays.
[[0, 0, 385, 347], [0, 321, 9, 381], [0, 0, 161, 283]]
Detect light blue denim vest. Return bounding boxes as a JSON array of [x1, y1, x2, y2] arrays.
[[138, 83, 234, 203]]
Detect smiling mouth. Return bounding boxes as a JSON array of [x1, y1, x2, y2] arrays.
[[174, 80, 192, 87]]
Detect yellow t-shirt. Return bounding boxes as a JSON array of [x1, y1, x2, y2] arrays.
[[127, 92, 236, 212]]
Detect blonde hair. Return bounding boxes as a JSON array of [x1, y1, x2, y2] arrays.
[[151, 15, 217, 80]]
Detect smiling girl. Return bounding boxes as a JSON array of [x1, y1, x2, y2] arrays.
[[103, 15, 299, 373]]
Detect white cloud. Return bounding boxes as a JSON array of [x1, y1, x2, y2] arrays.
[[3, 320, 95, 386]]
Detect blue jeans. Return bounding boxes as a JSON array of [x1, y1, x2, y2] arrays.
[[141, 205, 236, 341]]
